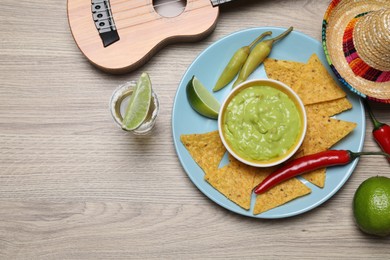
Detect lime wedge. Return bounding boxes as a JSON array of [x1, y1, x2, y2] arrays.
[[186, 76, 220, 119], [122, 72, 152, 130]]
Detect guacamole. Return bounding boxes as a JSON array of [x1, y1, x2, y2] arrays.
[[222, 85, 302, 162]]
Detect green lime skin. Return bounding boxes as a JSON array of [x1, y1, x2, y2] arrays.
[[353, 176, 390, 237], [186, 76, 220, 119], [122, 72, 152, 131]]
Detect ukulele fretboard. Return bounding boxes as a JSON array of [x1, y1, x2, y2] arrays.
[[210, 0, 234, 7], [92, 0, 120, 47]]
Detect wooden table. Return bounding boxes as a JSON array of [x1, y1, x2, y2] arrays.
[[1, 0, 389, 258]]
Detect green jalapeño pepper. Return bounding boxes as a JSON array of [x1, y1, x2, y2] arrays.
[[212, 31, 272, 92], [233, 26, 293, 88]]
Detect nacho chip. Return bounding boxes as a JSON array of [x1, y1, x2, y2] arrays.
[[312, 117, 357, 152], [325, 120, 356, 148], [252, 167, 277, 190], [228, 153, 278, 190], [253, 178, 311, 215], [305, 97, 352, 117], [297, 54, 346, 105], [263, 58, 305, 92], [205, 161, 257, 210], [299, 115, 357, 187], [181, 131, 226, 175], [301, 168, 326, 188], [297, 118, 323, 155], [301, 115, 357, 155], [227, 153, 264, 183]]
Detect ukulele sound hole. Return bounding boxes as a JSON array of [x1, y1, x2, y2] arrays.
[[153, 0, 187, 18]]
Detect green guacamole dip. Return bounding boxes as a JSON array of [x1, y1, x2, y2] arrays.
[[222, 85, 302, 162]]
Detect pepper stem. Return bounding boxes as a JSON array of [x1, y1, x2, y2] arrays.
[[363, 99, 383, 129], [349, 150, 390, 160], [248, 31, 273, 49], [266, 26, 293, 44]]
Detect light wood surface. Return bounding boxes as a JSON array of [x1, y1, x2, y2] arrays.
[[1, 0, 389, 258]]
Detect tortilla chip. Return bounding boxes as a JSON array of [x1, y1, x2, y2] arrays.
[[228, 152, 278, 190], [297, 54, 346, 105], [301, 168, 326, 188], [227, 153, 254, 171], [253, 178, 311, 215], [263, 58, 305, 92], [301, 115, 357, 155], [299, 115, 357, 187], [205, 161, 257, 210], [293, 146, 327, 188], [305, 97, 353, 117], [314, 117, 357, 152], [181, 131, 226, 175], [297, 117, 324, 155], [251, 167, 277, 190]]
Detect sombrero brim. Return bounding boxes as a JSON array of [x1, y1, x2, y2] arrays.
[[322, 0, 390, 103]]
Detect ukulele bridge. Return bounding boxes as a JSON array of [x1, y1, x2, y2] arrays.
[[91, 0, 120, 47]]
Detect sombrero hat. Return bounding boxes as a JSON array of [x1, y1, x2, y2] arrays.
[[323, 0, 390, 103]]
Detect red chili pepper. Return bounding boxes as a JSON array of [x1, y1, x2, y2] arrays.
[[253, 150, 390, 194], [365, 100, 390, 163]]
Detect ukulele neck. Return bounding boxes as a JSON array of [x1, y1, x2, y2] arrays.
[[210, 0, 235, 7]]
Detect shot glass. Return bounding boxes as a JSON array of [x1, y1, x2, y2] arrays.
[[110, 81, 159, 135]]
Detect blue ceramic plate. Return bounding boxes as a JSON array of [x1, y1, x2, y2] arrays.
[[172, 27, 365, 219]]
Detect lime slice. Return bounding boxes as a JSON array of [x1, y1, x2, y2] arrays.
[[186, 76, 220, 119], [122, 72, 152, 130]]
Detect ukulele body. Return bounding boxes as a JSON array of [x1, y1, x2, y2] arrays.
[[67, 0, 219, 74]]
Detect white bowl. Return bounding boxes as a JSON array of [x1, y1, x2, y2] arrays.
[[218, 79, 307, 167]]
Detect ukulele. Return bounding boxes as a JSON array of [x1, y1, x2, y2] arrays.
[[67, 0, 234, 74]]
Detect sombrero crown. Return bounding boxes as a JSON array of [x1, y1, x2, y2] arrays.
[[354, 9, 390, 72], [348, 8, 390, 80]]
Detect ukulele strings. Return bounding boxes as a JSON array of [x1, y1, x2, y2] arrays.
[[102, 0, 202, 31], [109, 0, 187, 14]]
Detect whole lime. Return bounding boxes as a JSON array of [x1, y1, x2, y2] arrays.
[[353, 176, 390, 237]]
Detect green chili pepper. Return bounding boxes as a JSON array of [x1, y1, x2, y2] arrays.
[[232, 26, 294, 88], [212, 31, 272, 92]]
